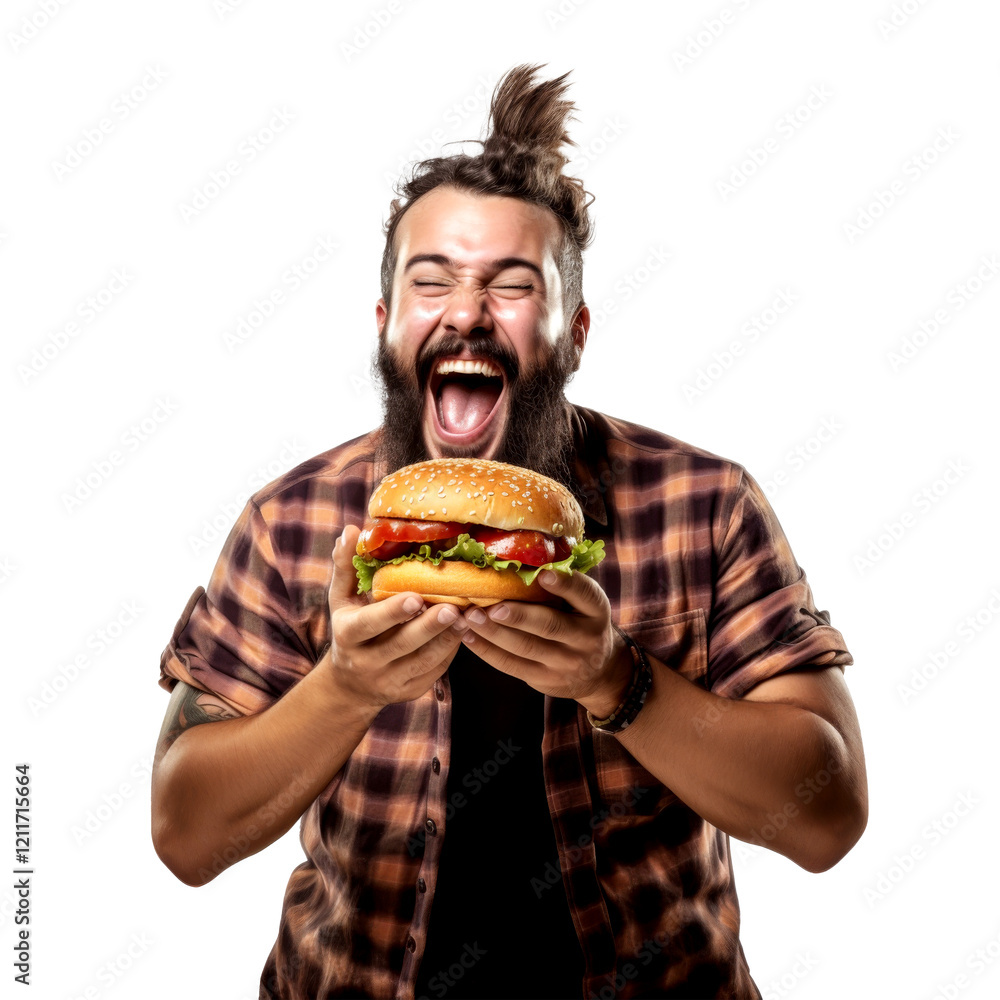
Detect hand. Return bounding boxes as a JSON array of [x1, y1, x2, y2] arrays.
[[457, 568, 634, 716], [322, 525, 469, 712]]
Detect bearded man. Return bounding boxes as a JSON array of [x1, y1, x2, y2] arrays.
[[153, 64, 867, 1000]]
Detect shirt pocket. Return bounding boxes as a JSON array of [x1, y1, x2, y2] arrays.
[[591, 609, 708, 816]]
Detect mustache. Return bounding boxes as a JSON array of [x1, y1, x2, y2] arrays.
[[373, 330, 577, 487], [416, 336, 520, 389]]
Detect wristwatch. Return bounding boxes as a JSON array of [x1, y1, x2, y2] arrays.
[[586, 626, 652, 734]]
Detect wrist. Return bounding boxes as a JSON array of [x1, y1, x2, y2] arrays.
[[586, 627, 653, 734], [313, 646, 383, 727], [578, 631, 634, 719]]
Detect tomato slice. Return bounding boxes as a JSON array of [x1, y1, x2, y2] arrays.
[[358, 517, 573, 567], [367, 539, 416, 561], [551, 537, 573, 563], [468, 526, 571, 567], [358, 517, 467, 558]]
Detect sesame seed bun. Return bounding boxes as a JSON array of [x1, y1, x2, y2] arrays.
[[367, 458, 584, 545]]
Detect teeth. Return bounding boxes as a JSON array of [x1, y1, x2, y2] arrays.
[[435, 358, 502, 378]]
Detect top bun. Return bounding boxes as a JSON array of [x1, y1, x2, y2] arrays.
[[368, 458, 585, 544]]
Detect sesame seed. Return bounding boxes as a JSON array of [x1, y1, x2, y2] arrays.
[[387, 506, 392, 513], [442, 507, 447, 515], [405, 509, 411, 516], [487, 491, 494, 496], [501, 492, 509, 496], [428, 510, 435, 515]]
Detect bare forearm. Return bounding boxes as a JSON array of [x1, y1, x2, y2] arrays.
[[152, 654, 378, 886], [615, 654, 862, 872]]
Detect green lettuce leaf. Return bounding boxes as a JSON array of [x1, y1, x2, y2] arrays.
[[352, 532, 606, 595]]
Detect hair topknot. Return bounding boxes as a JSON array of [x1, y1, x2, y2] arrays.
[[380, 63, 595, 313]]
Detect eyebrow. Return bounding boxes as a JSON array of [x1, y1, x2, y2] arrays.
[[403, 253, 545, 283]]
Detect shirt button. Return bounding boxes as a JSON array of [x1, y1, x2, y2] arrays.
[[417, 877, 426, 893], [406, 935, 416, 953], [434, 684, 444, 700], [431, 757, 440, 774], [425, 818, 436, 835]]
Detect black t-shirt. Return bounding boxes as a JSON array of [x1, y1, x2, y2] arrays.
[[414, 643, 585, 1000]]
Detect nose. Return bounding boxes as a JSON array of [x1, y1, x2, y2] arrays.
[[441, 284, 494, 338]]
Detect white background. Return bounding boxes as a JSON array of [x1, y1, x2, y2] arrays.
[[3, 1, 999, 998]]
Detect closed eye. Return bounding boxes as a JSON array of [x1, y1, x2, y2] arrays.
[[413, 282, 532, 288]]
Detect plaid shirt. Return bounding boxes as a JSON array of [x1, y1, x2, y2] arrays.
[[159, 402, 853, 1000]]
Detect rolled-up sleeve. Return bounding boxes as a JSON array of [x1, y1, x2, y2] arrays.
[[707, 468, 853, 698], [159, 499, 317, 716]]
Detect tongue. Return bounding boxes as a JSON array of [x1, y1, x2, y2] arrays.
[[439, 380, 501, 433]]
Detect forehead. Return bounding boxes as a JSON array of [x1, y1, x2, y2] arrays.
[[394, 186, 563, 267]]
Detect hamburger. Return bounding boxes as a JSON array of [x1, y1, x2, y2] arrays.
[[352, 458, 605, 606]]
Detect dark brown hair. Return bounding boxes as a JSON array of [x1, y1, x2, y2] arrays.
[[380, 63, 595, 319]]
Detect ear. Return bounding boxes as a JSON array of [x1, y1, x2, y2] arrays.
[[570, 304, 589, 369], [376, 297, 388, 337]]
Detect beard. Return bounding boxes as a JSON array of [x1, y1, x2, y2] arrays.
[[372, 331, 578, 490]]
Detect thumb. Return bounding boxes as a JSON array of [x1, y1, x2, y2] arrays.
[[329, 524, 364, 606]]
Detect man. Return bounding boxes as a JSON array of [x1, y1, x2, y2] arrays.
[[153, 64, 867, 999]]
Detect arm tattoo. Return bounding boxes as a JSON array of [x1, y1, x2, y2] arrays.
[[155, 680, 238, 763]]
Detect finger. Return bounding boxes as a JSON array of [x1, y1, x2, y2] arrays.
[[477, 600, 577, 643], [329, 524, 365, 605], [457, 629, 547, 686], [463, 606, 566, 665], [534, 567, 608, 619], [393, 622, 466, 683], [348, 598, 462, 654]]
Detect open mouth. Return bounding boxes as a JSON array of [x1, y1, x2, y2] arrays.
[[427, 357, 506, 444]]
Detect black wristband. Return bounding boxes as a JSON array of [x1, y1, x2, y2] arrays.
[[587, 626, 652, 734]]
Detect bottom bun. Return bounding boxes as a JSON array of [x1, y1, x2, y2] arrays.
[[371, 558, 559, 607]]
